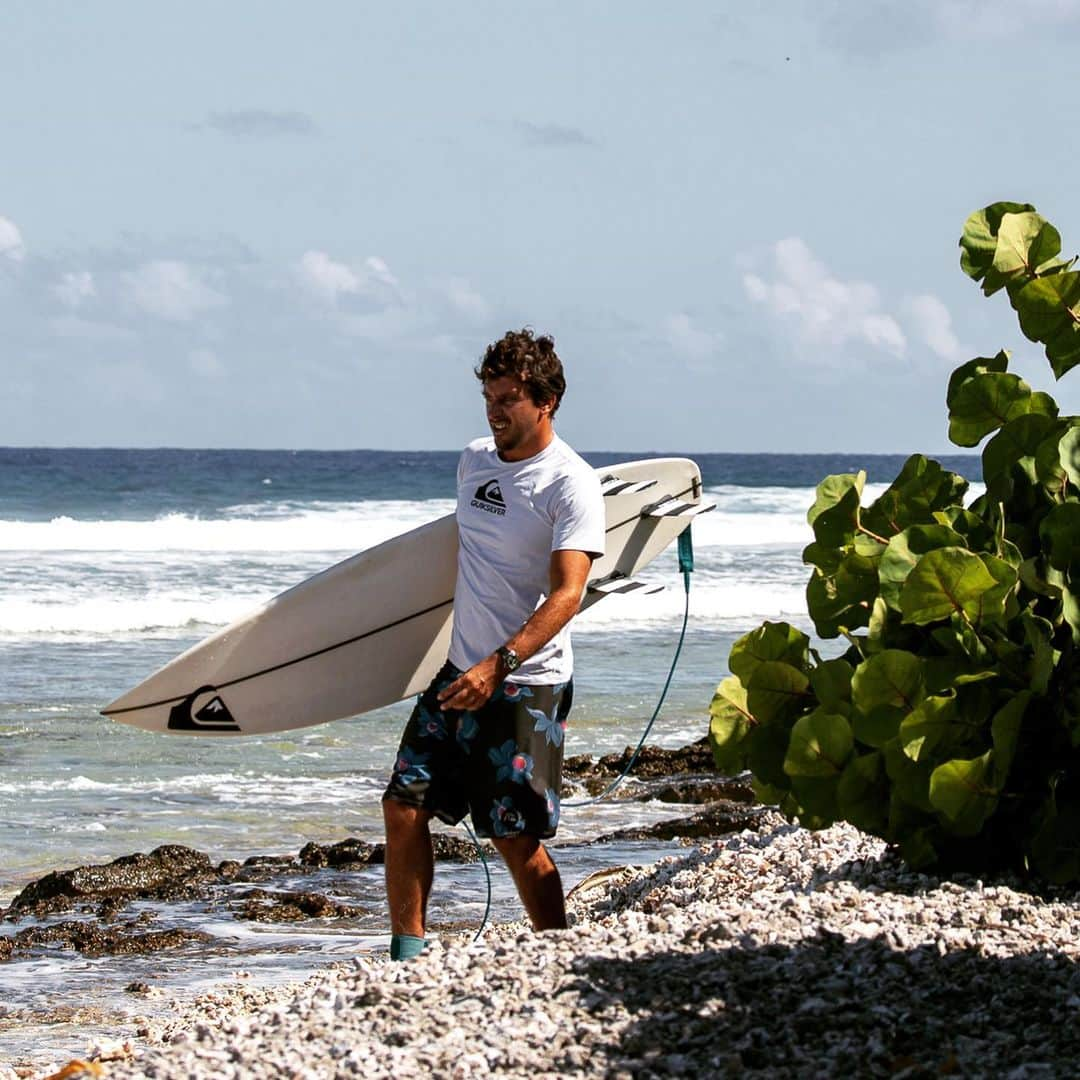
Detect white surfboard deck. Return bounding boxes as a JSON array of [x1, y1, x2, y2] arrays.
[[102, 457, 708, 736]]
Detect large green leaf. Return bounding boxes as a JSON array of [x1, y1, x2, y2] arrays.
[[789, 775, 840, 824], [934, 506, 996, 552], [837, 751, 888, 834], [709, 677, 754, 774], [807, 472, 865, 547], [885, 737, 934, 813], [863, 455, 968, 538], [981, 554, 1019, 623], [930, 752, 998, 836], [900, 694, 959, 763], [982, 413, 1059, 485], [947, 372, 1057, 447], [959, 203, 1035, 291], [929, 614, 992, 665], [746, 661, 811, 725], [805, 552, 879, 638], [1039, 502, 1080, 573], [852, 704, 904, 749], [1058, 425, 1080, 490], [1019, 556, 1064, 599], [784, 709, 854, 778], [1014, 271, 1080, 378], [990, 690, 1031, 786], [878, 525, 965, 612], [899, 548, 1002, 625], [803, 541, 843, 574], [809, 658, 854, 710], [1020, 611, 1056, 694], [946, 351, 1009, 408], [1063, 586, 1080, 645], [851, 650, 925, 713], [746, 720, 795, 791], [729, 622, 809, 685], [992, 212, 1062, 285], [1046, 317, 1080, 381]]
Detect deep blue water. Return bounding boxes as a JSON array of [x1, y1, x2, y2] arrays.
[[0, 448, 981, 520]]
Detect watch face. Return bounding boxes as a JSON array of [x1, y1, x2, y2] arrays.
[[500, 647, 520, 671]]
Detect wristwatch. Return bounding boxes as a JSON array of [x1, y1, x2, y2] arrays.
[[496, 646, 521, 672]]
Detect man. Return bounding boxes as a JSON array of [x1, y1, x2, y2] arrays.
[[381, 328, 605, 960]]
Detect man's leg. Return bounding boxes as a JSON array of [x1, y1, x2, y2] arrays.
[[492, 834, 567, 930], [382, 798, 435, 938]]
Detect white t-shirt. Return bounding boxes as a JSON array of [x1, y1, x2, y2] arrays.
[[449, 434, 605, 684]]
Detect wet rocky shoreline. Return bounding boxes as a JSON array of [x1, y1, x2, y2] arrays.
[[1, 740, 757, 967]]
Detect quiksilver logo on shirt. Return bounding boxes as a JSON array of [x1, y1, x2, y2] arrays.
[[471, 479, 507, 516]]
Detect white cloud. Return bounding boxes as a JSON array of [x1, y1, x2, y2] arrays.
[[443, 277, 490, 322], [364, 256, 399, 290], [0, 216, 25, 262], [743, 237, 906, 359], [297, 251, 400, 306], [189, 348, 225, 377], [904, 294, 964, 362], [125, 260, 227, 321], [299, 250, 361, 303], [53, 270, 96, 308], [665, 312, 723, 360]]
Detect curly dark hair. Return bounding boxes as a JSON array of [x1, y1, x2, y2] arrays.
[[474, 328, 566, 414]]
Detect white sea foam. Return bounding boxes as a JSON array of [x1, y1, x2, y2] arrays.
[[8, 481, 984, 640], [0, 771, 377, 804], [0, 501, 457, 553], [0, 593, 264, 637], [0, 489, 819, 554]]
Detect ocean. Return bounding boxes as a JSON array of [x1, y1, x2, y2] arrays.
[[0, 447, 980, 1069]]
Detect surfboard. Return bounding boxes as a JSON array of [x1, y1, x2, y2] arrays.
[[101, 457, 711, 736]]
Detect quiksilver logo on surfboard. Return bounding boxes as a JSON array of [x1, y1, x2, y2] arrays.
[[168, 685, 240, 732], [471, 479, 507, 516]]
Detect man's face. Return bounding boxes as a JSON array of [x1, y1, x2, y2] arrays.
[[482, 375, 553, 460]]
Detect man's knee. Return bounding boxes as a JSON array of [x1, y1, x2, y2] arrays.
[[492, 833, 542, 867], [382, 797, 432, 838]]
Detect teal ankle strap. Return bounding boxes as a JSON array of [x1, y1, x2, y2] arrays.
[[390, 934, 426, 961]]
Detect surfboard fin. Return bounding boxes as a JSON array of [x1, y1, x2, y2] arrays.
[[641, 496, 716, 518], [587, 573, 665, 596], [599, 475, 659, 496]]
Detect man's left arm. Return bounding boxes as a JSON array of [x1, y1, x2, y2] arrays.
[[437, 548, 594, 712]]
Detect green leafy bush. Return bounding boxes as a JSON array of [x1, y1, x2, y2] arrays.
[[710, 202, 1080, 883]]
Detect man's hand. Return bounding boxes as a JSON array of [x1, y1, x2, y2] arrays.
[[437, 549, 595, 713], [437, 655, 502, 711]]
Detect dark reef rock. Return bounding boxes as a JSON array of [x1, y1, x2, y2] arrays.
[[5, 845, 219, 919], [298, 838, 380, 868], [367, 833, 482, 865], [598, 800, 767, 842], [3, 919, 212, 959], [564, 737, 716, 782], [634, 777, 756, 805], [231, 888, 366, 922]]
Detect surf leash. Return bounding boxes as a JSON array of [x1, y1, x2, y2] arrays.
[[464, 523, 698, 937], [461, 820, 493, 941], [564, 523, 695, 808]]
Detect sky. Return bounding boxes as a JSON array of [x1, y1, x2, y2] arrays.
[[2, 1, 1080, 453]]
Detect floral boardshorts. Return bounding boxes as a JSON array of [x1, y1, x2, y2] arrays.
[[382, 661, 573, 839]]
